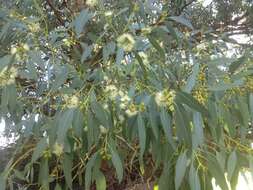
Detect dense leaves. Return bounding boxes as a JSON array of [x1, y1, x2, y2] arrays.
[[0, 0, 253, 190]]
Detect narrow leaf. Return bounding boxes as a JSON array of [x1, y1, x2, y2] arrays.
[[137, 114, 146, 159], [189, 164, 201, 190], [95, 171, 106, 190], [109, 145, 123, 182], [169, 16, 194, 30], [175, 151, 188, 190], [160, 107, 175, 148], [63, 154, 73, 190], [227, 150, 237, 181], [32, 137, 48, 163], [176, 91, 208, 116]]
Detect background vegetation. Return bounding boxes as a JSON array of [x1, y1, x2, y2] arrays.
[[0, 0, 253, 189]]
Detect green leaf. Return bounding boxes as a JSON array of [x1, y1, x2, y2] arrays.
[[32, 137, 48, 163], [51, 66, 69, 91], [160, 107, 175, 148], [116, 47, 124, 65], [54, 183, 62, 190], [250, 93, 253, 120], [72, 108, 84, 137], [148, 100, 159, 139], [158, 162, 173, 190], [137, 114, 146, 159], [38, 158, 49, 190], [109, 144, 123, 182], [169, 16, 194, 30], [206, 153, 229, 190], [57, 109, 74, 144], [103, 42, 116, 63], [0, 173, 6, 190], [189, 164, 201, 190], [135, 52, 148, 77], [183, 62, 199, 93], [63, 154, 73, 190], [165, 21, 179, 43], [95, 171, 106, 190], [174, 103, 192, 145], [227, 150, 237, 181], [176, 91, 209, 116], [91, 100, 109, 128], [175, 151, 188, 190], [74, 9, 93, 36], [229, 55, 247, 73], [0, 55, 12, 71], [148, 36, 165, 61], [85, 153, 98, 190], [192, 112, 204, 149], [208, 79, 243, 91]]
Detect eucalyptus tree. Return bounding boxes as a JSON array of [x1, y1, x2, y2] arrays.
[[0, 0, 253, 189]]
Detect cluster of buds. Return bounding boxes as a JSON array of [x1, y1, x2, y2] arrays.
[[99, 148, 111, 160], [11, 43, 30, 60], [155, 89, 175, 111], [244, 76, 253, 92], [193, 86, 208, 105], [0, 66, 17, 87], [125, 102, 146, 116]]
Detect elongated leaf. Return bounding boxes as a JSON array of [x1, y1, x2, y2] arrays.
[[169, 16, 194, 30], [57, 109, 74, 144], [38, 158, 49, 190], [72, 108, 84, 137], [137, 114, 146, 159], [250, 93, 253, 120], [206, 153, 229, 190], [148, 100, 159, 139], [175, 151, 188, 190], [109, 145, 123, 182], [54, 183, 62, 190], [229, 56, 247, 73], [74, 9, 93, 36], [176, 91, 208, 116], [189, 164, 201, 190], [95, 171, 106, 190], [227, 150, 237, 181], [174, 104, 192, 146], [192, 112, 204, 149], [0, 173, 6, 190], [91, 100, 109, 128], [85, 153, 98, 190], [184, 62, 199, 93], [148, 36, 165, 61], [32, 137, 48, 162], [63, 154, 73, 190], [160, 107, 175, 148], [116, 47, 124, 65]]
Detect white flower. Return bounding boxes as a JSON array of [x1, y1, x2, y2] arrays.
[[155, 91, 164, 106], [125, 109, 138, 116], [87, 0, 98, 6], [53, 142, 64, 156], [117, 33, 136, 52], [11, 47, 17, 54], [99, 125, 108, 134], [22, 43, 29, 51], [118, 115, 125, 123], [105, 11, 113, 17]]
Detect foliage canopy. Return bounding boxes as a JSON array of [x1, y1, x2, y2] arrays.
[[0, 0, 253, 189]]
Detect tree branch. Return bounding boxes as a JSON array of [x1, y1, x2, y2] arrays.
[[45, 0, 65, 25]]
